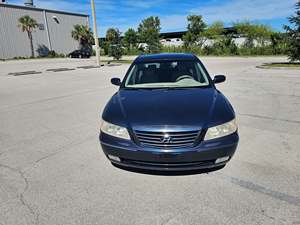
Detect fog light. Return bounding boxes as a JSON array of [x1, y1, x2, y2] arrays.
[[215, 156, 229, 164], [107, 155, 121, 162]]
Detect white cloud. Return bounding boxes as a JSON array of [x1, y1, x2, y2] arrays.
[[161, 0, 296, 31], [161, 15, 187, 32], [190, 0, 296, 22], [7, 0, 297, 34]]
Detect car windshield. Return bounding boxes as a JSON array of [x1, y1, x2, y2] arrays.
[[124, 60, 210, 89]]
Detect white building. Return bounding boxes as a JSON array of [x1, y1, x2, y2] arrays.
[[0, 0, 89, 59]]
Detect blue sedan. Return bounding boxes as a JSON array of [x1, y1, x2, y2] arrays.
[[99, 53, 239, 171]]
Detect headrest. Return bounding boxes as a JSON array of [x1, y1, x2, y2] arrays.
[[147, 65, 157, 70]]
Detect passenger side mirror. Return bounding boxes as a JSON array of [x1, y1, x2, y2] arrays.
[[213, 75, 226, 84], [111, 78, 121, 86]]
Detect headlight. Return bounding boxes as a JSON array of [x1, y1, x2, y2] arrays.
[[204, 118, 237, 141], [100, 120, 131, 140]]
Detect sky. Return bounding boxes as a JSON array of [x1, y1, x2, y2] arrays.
[[9, 0, 297, 37]]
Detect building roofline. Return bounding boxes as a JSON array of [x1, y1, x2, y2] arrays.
[[0, 3, 88, 17]]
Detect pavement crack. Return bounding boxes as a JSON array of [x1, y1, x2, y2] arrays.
[[0, 164, 39, 225], [18, 175, 40, 225], [34, 134, 95, 165], [280, 134, 292, 152], [260, 209, 275, 221], [238, 113, 300, 124], [160, 216, 176, 225]]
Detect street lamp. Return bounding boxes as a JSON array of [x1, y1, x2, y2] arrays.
[[90, 0, 100, 66]]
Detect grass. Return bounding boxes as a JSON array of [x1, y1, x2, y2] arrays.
[[265, 62, 300, 67], [259, 62, 300, 68]]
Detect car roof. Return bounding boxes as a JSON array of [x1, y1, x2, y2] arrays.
[[134, 53, 198, 63]]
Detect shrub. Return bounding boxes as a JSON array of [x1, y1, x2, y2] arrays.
[[48, 50, 57, 57], [123, 47, 143, 55], [108, 44, 123, 60]]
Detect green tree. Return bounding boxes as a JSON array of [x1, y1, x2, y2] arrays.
[[137, 16, 161, 53], [284, 2, 300, 61], [202, 21, 225, 49], [254, 24, 273, 47], [106, 28, 121, 44], [233, 22, 272, 48], [105, 28, 123, 60], [234, 21, 255, 48], [71, 24, 94, 51], [18, 15, 38, 57], [270, 32, 288, 55], [123, 28, 138, 50], [216, 35, 238, 55], [183, 15, 207, 48], [182, 31, 194, 48], [204, 21, 224, 40]]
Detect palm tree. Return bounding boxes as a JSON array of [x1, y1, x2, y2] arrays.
[[18, 15, 38, 57], [71, 24, 94, 49]]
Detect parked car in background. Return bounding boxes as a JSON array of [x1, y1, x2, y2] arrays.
[[99, 53, 239, 172], [68, 48, 91, 58]]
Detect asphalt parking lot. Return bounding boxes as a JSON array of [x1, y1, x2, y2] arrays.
[[0, 56, 299, 225]]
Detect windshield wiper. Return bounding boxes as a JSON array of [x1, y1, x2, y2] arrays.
[[124, 86, 210, 90], [161, 86, 209, 90], [123, 87, 158, 90]]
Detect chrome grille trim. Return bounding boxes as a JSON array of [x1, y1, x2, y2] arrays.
[[134, 130, 200, 148]]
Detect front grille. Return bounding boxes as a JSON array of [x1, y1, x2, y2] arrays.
[[134, 130, 200, 148]]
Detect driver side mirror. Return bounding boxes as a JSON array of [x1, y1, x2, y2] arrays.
[[213, 75, 226, 84], [111, 78, 121, 86]]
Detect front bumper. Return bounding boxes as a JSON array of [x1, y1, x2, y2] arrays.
[[99, 132, 239, 171]]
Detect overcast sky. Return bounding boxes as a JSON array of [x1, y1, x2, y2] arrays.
[[9, 0, 297, 36]]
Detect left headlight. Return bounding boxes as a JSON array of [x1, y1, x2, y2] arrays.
[[204, 118, 237, 141], [100, 120, 131, 140]]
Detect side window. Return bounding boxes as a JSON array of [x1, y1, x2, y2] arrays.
[[195, 63, 209, 83], [125, 65, 137, 85]]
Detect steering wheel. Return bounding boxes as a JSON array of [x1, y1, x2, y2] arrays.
[[175, 75, 194, 82]]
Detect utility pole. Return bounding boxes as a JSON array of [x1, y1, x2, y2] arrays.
[[91, 0, 100, 66]]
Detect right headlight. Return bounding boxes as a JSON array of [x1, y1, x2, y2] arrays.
[[204, 118, 237, 141], [100, 120, 131, 140]]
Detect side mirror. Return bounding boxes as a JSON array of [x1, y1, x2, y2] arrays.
[[213, 75, 226, 84], [111, 78, 121, 86]]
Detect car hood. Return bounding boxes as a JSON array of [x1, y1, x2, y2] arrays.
[[102, 88, 235, 131]]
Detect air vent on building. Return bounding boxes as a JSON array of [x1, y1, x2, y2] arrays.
[[38, 24, 45, 30], [52, 16, 60, 24]]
